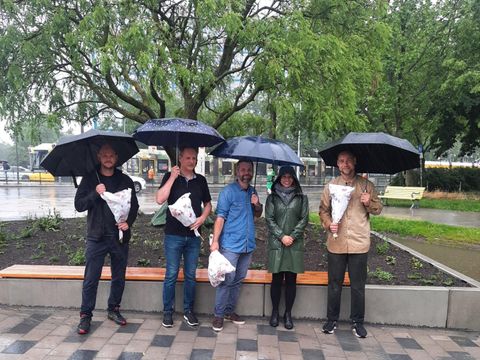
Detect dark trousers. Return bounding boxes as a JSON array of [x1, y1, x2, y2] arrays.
[[80, 235, 129, 316], [270, 272, 297, 313], [327, 252, 368, 324]]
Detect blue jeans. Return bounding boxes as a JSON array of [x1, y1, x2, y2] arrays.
[[81, 235, 129, 316], [214, 249, 253, 317], [163, 234, 200, 314], [327, 252, 368, 323]]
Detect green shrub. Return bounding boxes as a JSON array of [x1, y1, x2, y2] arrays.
[[385, 256, 396, 265], [376, 241, 390, 255], [137, 258, 151, 267], [410, 257, 423, 270], [34, 210, 62, 232], [369, 268, 394, 282], [69, 248, 86, 265]]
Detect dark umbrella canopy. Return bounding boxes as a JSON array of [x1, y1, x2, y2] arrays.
[[319, 132, 420, 174], [210, 136, 304, 167], [40, 129, 139, 177], [132, 118, 225, 148]]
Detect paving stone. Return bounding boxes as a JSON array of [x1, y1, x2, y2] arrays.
[[335, 330, 362, 352], [151, 334, 175, 347], [1, 340, 36, 354], [236, 350, 258, 359], [67, 349, 97, 360], [395, 337, 423, 350], [257, 324, 276, 336], [190, 348, 214, 360], [257, 345, 280, 359], [388, 355, 412, 360], [302, 348, 325, 360], [117, 323, 142, 334], [123, 340, 150, 353], [197, 326, 217, 338], [95, 343, 125, 358], [179, 322, 199, 332], [447, 351, 476, 360], [117, 352, 144, 360], [236, 339, 257, 352], [277, 330, 297, 342], [449, 336, 479, 348]]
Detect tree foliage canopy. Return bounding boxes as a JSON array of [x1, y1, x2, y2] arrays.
[[1, 0, 388, 141]]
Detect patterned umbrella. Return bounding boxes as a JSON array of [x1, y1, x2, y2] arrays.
[[132, 118, 225, 148]]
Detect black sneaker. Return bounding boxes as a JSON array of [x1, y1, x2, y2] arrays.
[[107, 307, 127, 326], [322, 320, 337, 334], [183, 311, 199, 326], [352, 322, 367, 338], [162, 312, 173, 328], [77, 314, 91, 335]]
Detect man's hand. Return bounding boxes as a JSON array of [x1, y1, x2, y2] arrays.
[[96, 183, 106, 195], [210, 240, 219, 252], [170, 165, 181, 181], [251, 193, 259, 206], [360, 192, 371, 207], [190, 216, 205, 231], [329, 223, 339, 234], [117, 222, 129, 231]]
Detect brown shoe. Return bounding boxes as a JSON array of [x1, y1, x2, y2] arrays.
[[224, 312, 245, 325], [212, 316, 224, 332]]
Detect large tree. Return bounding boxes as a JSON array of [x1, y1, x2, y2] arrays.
[[1, 0, 388, 145], [429, 0, 480, 157], [361, 0, 463, 158]]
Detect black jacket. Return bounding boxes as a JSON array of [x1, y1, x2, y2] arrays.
[[74, 168, 139, 242]]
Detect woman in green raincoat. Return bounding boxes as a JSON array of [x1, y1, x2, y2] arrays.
[[265, 166, 309, 329]]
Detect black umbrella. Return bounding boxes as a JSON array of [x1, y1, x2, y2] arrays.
[[318, 132, 420, 174], [210, 136, 304, 187], [40, 129, 139, 183]]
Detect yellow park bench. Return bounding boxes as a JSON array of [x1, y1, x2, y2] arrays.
[[379, 186, 425, 209]]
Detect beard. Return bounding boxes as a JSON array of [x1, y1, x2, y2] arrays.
[[239, 174, 252, 183]]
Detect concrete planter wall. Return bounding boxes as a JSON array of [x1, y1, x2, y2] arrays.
[[0, 233, 479, 330]]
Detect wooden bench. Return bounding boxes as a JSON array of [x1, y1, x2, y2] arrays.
[[0, 265, 350, 286], [379, 186, 425, 209]]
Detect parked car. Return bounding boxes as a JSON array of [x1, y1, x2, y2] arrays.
[[73, 173, 146, 193], [128, 174, 146, 193], [0, 165, 32, 181], [28, 171, 55, 182]]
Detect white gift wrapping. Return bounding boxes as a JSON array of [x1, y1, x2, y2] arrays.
[[100, 188, 132, 241], [168, 192, 201, 237], [329, 183, 354, 238], [208, 250, 236, 287]]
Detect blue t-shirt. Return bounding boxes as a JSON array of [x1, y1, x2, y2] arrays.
[[216, 181, 257, 253]]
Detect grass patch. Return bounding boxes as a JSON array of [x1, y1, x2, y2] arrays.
[[385, 197, 480, 212], [309, 213, 480, 247], [371, 216, 480, 246]]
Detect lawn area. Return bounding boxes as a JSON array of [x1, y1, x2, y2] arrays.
[[384, 191, 480, 212], [309, 213, 480, 247]]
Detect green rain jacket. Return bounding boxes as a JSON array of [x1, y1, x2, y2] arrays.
[[265, 189, 309, 273]]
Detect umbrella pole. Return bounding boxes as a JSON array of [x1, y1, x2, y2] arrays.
[[253, 160, 258, 190]]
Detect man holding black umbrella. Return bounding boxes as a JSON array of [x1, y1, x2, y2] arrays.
[[74, 144, 139, 335], [319, 150, 382, 338]]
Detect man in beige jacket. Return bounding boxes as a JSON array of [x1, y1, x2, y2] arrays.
[[319, 150, 383, 338]]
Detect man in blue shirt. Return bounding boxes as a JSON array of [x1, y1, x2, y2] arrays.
[[210, 159, 263, 332]]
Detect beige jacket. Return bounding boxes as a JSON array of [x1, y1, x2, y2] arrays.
[[319, 175, 383, 254]]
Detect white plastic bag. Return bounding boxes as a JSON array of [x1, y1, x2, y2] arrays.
[[168, 192, 201, 237], [208, 250, 236, 287], [329, 183, 354, 238], [101, 188, 132, 241]]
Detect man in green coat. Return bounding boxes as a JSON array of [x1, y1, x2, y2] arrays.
[[265, 166, 309, 329]]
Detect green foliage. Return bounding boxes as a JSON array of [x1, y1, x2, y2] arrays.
[[371, 217, 480, 246], [68, 248, 86, 266], [19, 226, 34, 238], [249, 262, 265, 270], [369, 267, 394, 282], [410, 257, 423, 270], [385, 256, 396, 266], [33, 210, 62, 232], [137, 258, 151, 267], [376, 241, 390, 255], [382, 197, 480, 212]]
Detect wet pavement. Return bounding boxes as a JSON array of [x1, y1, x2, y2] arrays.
[[0, 305, 479, 360], [0, 184, 478, 228]]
